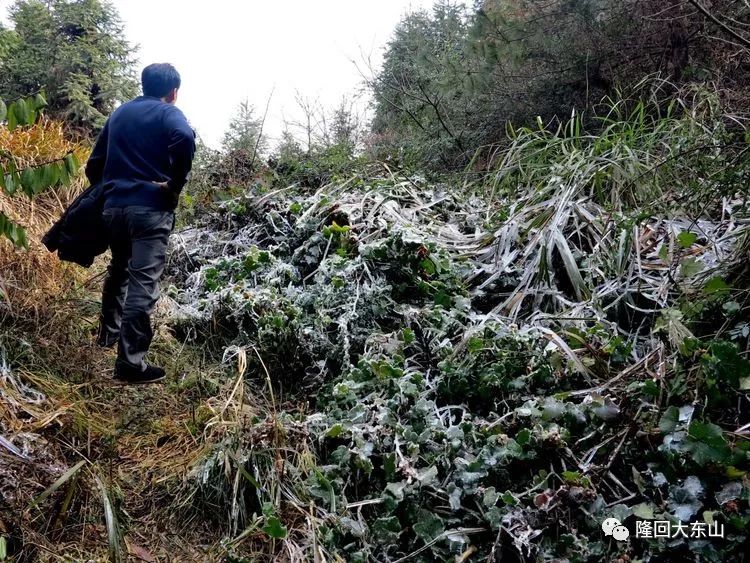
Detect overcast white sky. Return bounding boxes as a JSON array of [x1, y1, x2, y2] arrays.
[[1, 0, 439, 148]]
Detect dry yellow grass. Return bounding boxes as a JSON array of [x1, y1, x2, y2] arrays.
[[0, 120, 113, 560], [0, 117, 88, 169], [0, 118, 91, 320], [0, 119, 243, 558], [0, 120, 287, 561]]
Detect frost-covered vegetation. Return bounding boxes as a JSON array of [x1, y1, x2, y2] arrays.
[[1, 0, 750, 561], [154, 87, 749, 562]]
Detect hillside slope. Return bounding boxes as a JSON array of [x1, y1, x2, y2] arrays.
[[2, 89, 750, 562]]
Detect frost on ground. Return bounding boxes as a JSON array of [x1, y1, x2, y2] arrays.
[[160, 161, 749, 561]]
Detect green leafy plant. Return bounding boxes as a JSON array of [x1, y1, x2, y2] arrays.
[[1, 91, 80, 247]]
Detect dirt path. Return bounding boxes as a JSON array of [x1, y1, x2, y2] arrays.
[[2, 327, 237, 561]]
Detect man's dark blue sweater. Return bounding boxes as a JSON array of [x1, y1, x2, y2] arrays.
[[85, 96, 196, 211]]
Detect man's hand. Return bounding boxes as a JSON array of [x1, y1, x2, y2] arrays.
[[153, 181, 170, 189]]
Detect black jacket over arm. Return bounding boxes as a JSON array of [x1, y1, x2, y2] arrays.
[[42, 182, 109, 267]]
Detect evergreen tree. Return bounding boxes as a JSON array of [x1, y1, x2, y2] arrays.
[[329, 96, 360, 151], [222, 99, 267, 157], [370, 2, 471, 168], [274, 129, 304, 161], [0, 0, 138, 133], [218, 100, 267, 184], [370, 0, 746, 170]]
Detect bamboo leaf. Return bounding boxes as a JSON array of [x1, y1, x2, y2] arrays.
[[553, 230, 588, 300], [28, 460, 86, 509], [33, 92, 47, 110], [12, 99, 29, 127], [0, 434, 26, 458], [7, 103, 17, 130], [94, 474, 124, 563], [64, 153, 80, 175]]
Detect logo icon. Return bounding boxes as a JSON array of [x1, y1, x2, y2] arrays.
[[602, 517, 630, 541]]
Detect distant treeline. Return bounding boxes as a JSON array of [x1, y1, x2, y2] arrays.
[[367, 0, 750, 169]]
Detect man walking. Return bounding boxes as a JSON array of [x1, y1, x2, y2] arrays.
[[86, 63, 196, 384]]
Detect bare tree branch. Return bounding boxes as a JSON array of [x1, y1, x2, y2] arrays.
[[688, 0, 750, 48], [250, 86, 275, 169]]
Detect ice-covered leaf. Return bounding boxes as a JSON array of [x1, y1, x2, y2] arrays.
[[715, 481, 742, 505], [372, 516, 401, 544], [417, 465, 438, 486], [501, 490, 517, 506], [542, 397, 565, 419], [340, 517, 367, 538], [680, 257, 703, 278], [385, 481, 407, 501], [668, 476, 704, 521], [591, 397, 620, 420], [685, 422, 730, 466], [659, 406, 679, 433], [482, 487, 499, 508], [631, 502, 655, 520], [413, 509, 444, 542], [448, 484, 462, 511]]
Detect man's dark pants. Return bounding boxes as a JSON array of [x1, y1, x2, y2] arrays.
[[99, 206, 174, 369]]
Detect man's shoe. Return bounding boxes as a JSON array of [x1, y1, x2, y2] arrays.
[[114, 360, 166, 384]]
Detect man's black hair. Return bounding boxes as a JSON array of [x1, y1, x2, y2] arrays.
[[141, 63, 181, 98]]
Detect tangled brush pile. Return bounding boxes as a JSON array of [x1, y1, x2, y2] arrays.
[[166, 87, 749, 562]]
